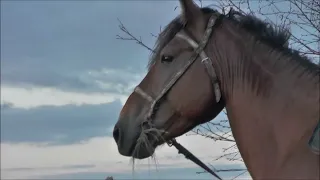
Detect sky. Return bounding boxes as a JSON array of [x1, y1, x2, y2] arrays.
[[1, 0, 317, 179]]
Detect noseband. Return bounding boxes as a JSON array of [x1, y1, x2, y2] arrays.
[[133, 14, 223, 180]]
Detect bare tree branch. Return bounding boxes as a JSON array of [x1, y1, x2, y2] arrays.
[[116, 18, 155, 53], [196, 168, 247, 174]]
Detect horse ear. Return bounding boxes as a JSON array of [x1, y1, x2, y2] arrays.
[[179, 0, 202, 24]]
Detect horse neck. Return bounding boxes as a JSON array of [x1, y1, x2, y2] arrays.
[[208, 20, 319, 178]]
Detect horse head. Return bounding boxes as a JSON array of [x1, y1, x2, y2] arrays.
[[113, 0, 225, 159]]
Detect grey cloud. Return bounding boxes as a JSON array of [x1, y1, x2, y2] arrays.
[[1, 65, 141, 94], [41, 165, 248, 179], [3, 164, 96, 172], [1, 102, 14, 110], [1, 1, 178, 92], [1, 100, 122, 145], [1, 68, 96, 92]]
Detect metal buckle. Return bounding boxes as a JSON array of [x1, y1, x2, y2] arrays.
[[201, 57, 209, 63], [167, 139, 174, 147]]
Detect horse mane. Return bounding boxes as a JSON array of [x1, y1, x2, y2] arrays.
[[225, 8, 319, 73], [148, 7, 319, 72]]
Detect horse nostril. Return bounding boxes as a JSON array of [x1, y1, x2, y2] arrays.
[[113, 126, 121, 144]]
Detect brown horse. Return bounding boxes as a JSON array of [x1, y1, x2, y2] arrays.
[[113, 0, 320, 179]]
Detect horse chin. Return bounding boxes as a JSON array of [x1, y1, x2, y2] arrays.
[[130, 123, 177, 159], [132, 145, 155, 159], [131, 129, 162, 159]]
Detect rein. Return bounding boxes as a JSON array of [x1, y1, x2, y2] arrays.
[[168, 139, 223, 180], [134, 13, 225, 180]]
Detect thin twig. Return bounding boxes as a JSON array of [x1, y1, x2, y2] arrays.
[[116, 18, 155, 53]]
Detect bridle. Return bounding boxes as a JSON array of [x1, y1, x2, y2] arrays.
[[134, 13, 224, 180]]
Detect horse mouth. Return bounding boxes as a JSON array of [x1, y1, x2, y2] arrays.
[[131, 128, 165, 159], [131, 142, 155, 159]]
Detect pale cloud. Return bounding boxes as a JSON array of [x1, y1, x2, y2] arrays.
[[86, 67, 146, 94], [0, 86, 129, 109], [1, 132, 243, 179], [0, 66, 147, 109]]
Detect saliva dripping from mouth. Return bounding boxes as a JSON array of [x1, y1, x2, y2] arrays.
[[129, 121, 167, 178]]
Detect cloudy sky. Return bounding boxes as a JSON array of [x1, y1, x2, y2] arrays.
[[1, 0, 317, 179]]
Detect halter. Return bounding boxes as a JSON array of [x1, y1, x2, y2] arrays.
[[134, 14, 224, 180]]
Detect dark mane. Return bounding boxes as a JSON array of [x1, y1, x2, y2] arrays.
[[227, 9, 290, 49], [226, 9, 318, 71], [148, 7, 318, 71]]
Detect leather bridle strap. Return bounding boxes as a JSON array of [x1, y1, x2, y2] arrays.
[[166, 14, 223, 180], [133, 13, 224, 180], [176, 15, 221, 103], [168, 139, 223, 180]]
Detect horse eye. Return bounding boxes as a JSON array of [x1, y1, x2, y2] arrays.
[[161, 55, 174, 63]]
